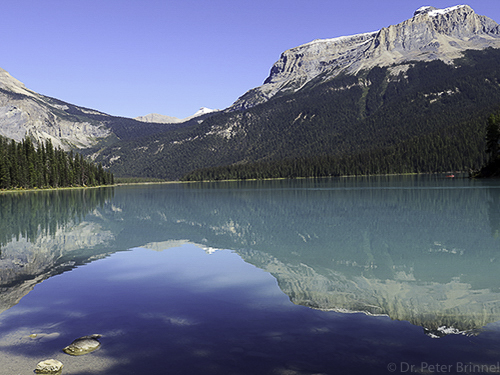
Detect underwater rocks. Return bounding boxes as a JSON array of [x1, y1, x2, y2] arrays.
[[33, 334, 102, 373], [62, 334, 102, 356], [34, 359, 63, 374]]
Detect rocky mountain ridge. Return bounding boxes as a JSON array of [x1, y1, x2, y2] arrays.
[[134, 107, 218, 124], [0, 68, 112, 150], [230, 4, 500, 110], [0, 73, 217, 151]]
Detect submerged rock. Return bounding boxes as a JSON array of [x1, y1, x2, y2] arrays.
[[63, 334, 102, 356], [34, 359, 63, 373]]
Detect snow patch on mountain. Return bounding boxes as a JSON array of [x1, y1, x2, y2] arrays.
[[428, 5, 468, 17], [303, 31, 378, 47]]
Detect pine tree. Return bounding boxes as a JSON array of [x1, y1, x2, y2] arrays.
[[486, 114, 500, 162], [0, 136, 114, 190]]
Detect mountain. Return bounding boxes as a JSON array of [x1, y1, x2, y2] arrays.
[[1, 5, 500, 180], [0, 70, 211, 151], [230, 4, 500, 111], [0, 68, 112, 150], [183, 107, 219, 121], [134, 113, 183, 124], [90, 5, 500, 180], [134, 107, 219, 124]]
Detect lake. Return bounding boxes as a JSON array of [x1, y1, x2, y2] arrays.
[[1, 175, 500, 374]]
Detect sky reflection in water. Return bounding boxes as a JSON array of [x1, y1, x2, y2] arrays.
[[1, 176, 500, 374]]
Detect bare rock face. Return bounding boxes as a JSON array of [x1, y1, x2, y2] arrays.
[[134, 113, 182, 124], [230, 5, 500, 110], [0, 68, 110, 150], [63, 334, 102, 356], [366, 5, 500, 64], [134, 107, 218, 124], [34, 359, 63, 374]]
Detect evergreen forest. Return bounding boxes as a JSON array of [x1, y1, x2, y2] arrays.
[[181, 49, 500, 181], [475, 112, 500, 177], [92, 48, 500, 181], [0, 136, 114, 190]]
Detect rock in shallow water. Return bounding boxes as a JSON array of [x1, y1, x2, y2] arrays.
[[34, 359, 63, 373], [63, 334, 102, 356]]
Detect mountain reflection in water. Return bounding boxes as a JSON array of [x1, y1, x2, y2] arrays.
[[1, 175, 500, 337]]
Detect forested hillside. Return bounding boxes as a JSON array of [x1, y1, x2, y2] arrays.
[[0, 137, 113, 189], [474, 112, 500, 178], [94, 48, 500, 181]]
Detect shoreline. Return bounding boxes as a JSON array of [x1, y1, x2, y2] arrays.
[[0, 184, 116, 194], [178, 171, 468, 183], [0, 172, 469, 193]]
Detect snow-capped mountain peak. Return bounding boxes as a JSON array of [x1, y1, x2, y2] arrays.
[[230, 4, 500, 111], [414, 4, 469, 17]]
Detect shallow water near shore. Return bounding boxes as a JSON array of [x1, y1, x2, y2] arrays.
[[1, 175, 500, 374]]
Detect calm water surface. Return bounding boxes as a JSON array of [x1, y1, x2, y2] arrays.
[[1, 175, 500, 374]]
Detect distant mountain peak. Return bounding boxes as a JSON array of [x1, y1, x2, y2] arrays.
[[230, 4, 500, 111], [193, 107, 215, 116], [183, 107, 218, 121], [0, 68, 35, 98], [134, 113, 182, 124], [135, 107, 218, 124]]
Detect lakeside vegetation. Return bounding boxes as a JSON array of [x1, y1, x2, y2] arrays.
[[182, 107, 500, 182], [0, 136, 114, 190], [180, 112, 491, 181], [474, 112, 500, 178]]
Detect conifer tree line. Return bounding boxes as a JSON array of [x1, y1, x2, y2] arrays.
[[486, 113, 500, 162], [181, 108, 500, 181], [181, 114, 491, 181], [476, 112, 500, 177], [0, 136, 114, 189]]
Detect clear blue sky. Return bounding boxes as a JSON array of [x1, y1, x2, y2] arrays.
[[1, 0, 499, 119]]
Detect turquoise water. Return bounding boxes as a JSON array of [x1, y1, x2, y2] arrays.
[[1, 175, 500, 374]]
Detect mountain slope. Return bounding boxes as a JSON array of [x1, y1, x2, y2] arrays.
[[2, 5, 499, 180], [0, 68, 112, 149], [230, 4, 500, 110], [87, 4, 500, 180], [0, 69, 206, 151], [96, 48, 500, 180]]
